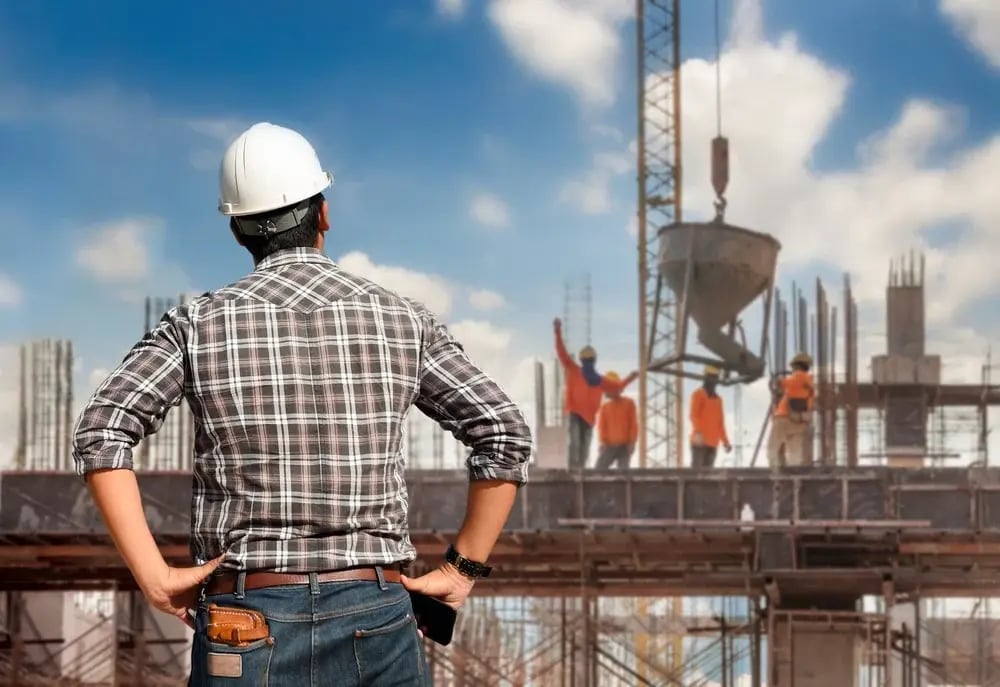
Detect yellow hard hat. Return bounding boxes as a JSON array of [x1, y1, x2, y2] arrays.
[[791, 352, 813, 367], [704, 365, 719, 376], [579, 345, 597, 360], [605, 371, 620, 382]]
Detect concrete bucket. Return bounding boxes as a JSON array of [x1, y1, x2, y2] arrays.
[[657, 221, 781, 378]]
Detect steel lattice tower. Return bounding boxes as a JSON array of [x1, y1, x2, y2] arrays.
[[636, 0, 683, 468]]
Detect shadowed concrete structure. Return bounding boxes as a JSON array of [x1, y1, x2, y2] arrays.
[[3, 468, 1000, 598]]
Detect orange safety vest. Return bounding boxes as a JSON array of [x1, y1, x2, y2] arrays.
[[775, 370, 814, 417], [598, 396, 639, 446], [689, 387, 729, 448]]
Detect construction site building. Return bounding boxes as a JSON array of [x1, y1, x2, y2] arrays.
[[3, 257, 1000, 685]]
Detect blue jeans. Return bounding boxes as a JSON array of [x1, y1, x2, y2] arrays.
[[188, 573, 430, 686]]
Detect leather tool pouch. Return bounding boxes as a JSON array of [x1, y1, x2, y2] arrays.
[[206, 604, 271, 647]]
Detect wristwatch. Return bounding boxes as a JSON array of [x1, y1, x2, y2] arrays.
[[445, 545, 492, 579]]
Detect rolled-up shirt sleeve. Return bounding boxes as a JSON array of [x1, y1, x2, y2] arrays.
[[72, 307, 189, 479], [413, 309, 532, 486]]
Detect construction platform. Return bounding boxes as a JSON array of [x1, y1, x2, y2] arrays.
[[2, 467, 1000, 599]]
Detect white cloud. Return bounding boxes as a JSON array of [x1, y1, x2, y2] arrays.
[[487, 0, 632, 107], [672, 0, 1000, 322], [87, 367, 110, 395], [337, 250, 454, 318], [941, 0, 1000, 69], [450, 320, 514, 369], [76, 218, 158, 283], [0, 274, 22, 308], [436, 0, 466, 19], [558, 148, 630, 215], [468, 289, 507, 311], [589, 123, 624, 142], [469, 192, 511, 228]]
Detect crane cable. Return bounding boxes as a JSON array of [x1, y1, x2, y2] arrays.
[[711, 0, 730, 222], [715, 0, 723, 137]]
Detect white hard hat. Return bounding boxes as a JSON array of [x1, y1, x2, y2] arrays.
[[218, 122, 333, 218]]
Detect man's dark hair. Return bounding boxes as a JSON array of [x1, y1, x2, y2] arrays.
[[233, 193, 325, 263], [792, 361, 810, 372]]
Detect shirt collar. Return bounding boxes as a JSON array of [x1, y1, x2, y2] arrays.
[[254, 248, 334, 272]]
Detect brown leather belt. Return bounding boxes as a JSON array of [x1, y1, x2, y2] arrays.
[[205, 566, 403, 596]]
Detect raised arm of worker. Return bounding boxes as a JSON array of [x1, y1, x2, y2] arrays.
[[71, 308, 222, 629], [552, 318, 576, 370], [601, 369, 639, 394], [401, 310, 532, 610]]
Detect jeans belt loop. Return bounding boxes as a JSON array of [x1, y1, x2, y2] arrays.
[[309, 572, 321, 596], [234, 571, 247, 600], [375, 566, 387, 591]]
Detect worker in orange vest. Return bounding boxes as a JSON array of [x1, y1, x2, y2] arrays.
[[595, 372, 639, 469], [689, 365, 731, 468], [767, 352, 815, 467], [553, 318, 637, 469]]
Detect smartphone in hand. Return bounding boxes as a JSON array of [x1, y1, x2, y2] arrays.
[[408, 591, 457, 646]]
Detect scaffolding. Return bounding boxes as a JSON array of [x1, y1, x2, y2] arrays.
[[636, 0, 684, 470]]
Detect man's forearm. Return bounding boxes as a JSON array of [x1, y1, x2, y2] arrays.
[[452, 480, 518, 563], [86, 469, 168, 592]]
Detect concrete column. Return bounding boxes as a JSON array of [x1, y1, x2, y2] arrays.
[[773, 618, 857, 686], [771, 608, 861, 687]]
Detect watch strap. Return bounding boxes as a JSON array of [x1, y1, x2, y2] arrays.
[[446, 545, 492, 579]]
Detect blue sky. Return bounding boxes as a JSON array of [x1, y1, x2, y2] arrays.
[[1, 0, 999, 467]]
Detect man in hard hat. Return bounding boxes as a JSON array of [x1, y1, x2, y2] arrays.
[[553, 318, 637, 469], [767, 352, 815, 467], [595, 372, 639, 469], [689, 365, 732, 468], [73, 122, 532, 684]]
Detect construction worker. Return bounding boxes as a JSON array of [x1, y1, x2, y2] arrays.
[[767, 352, 815, 467], [553, 318, 637, 469], [689, 365, 732, 468], [595, 372, 639, 469], [73, 122, 532, 685]]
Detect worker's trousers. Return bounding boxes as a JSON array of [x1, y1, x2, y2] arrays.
[[595, 443, 631, 469], [189, 576, 429, 686], [567, 412, 593, 469], [767, 414, 811, 468], [691, 445, 718, 469]]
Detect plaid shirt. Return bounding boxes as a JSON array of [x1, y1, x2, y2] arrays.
[[73, 248, 531, 572]]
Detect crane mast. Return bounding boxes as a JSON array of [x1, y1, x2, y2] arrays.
[[636, 0, 683, 468]]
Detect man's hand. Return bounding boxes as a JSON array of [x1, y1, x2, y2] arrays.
[[142, 557, 224, 629], [724, 441, 733, 453], [401, 563, 476, 612]]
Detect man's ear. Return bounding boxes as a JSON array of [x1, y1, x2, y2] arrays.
[[318, 200, 330, 233], [229, 220, 246, 246]]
